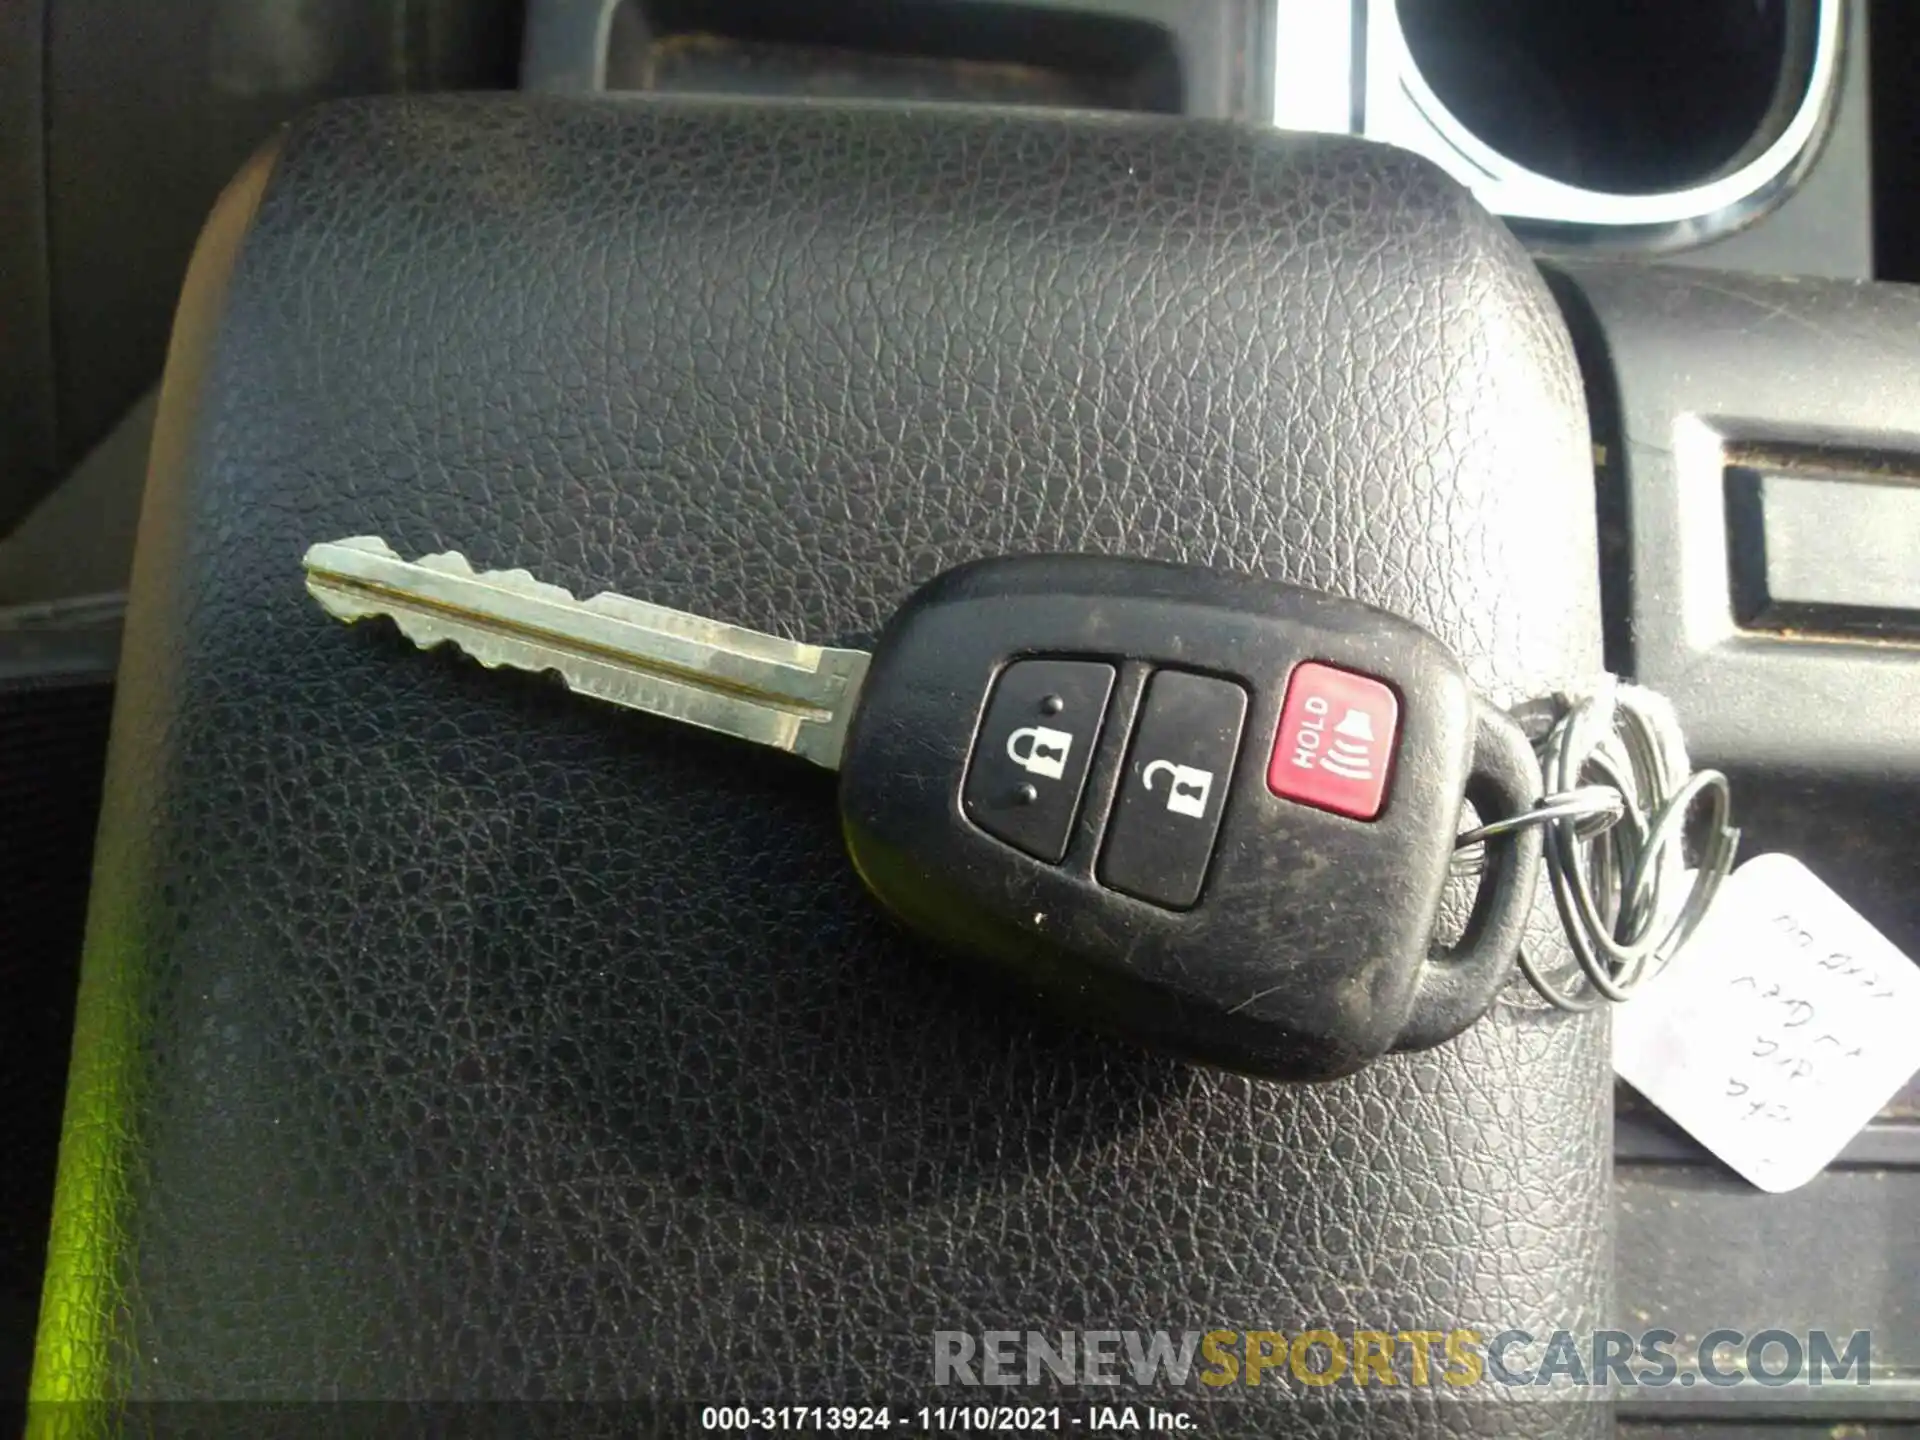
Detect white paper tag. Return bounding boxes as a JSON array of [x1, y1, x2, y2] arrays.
[[1613, 852, 1920, 1192]]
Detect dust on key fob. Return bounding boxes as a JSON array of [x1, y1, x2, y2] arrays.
[[838, 555, 1544, 1081]]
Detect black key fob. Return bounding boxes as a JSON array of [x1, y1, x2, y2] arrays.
[[838, 555, 1544, 1081]]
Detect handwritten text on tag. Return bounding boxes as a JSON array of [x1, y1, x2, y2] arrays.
[[1613, 853, 1920, 1192]]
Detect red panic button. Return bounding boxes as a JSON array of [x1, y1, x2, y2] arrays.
[[1267, 662, 1400, 820]]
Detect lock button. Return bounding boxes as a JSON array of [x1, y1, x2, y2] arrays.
[[963, 659, 1114, 862], [1098, 669, 1248, 909]]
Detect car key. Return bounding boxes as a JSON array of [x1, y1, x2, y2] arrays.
[[304, 536, 874, 768], [305, 538, 1544, 1081]]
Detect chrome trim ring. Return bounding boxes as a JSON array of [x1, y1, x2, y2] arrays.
[[1269, 0, 1846, 243]]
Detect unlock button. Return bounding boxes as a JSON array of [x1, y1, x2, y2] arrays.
[[1100, 670, 1248, 909]]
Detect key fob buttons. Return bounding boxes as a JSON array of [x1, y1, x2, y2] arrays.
[[1098, 670, 1248, 909], [962, 659, 1114, 863], [1268, 662, 1400, 820], [842, 555, 1544, 1080]]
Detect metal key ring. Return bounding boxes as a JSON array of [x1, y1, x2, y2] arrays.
[[1454, 785, 1626, 849]]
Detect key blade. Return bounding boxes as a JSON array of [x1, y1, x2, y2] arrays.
[[302, 536, 869, 770]]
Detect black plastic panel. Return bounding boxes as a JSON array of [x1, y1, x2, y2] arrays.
[[1555, 266, 1920, 1428], [0, 0, 522, 536], [0, 0, 56, 532], [1615, 1165, 1920, 1413], [1548, 261, 1920, 779]]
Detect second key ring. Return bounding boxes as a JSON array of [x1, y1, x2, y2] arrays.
[[1455, 785, 1625, 850]]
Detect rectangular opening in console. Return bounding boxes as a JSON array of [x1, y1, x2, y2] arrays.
[[1725, 452, 1920, 641], [605, 0, 1183, 113]]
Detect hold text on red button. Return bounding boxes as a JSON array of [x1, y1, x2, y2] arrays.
[[1268, 662, 1399, 820]]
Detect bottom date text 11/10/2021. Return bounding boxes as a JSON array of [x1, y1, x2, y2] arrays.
[[699, 1405, 1194, 1432]]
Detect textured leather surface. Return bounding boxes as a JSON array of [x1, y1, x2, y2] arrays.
[[40, 96, 1609, 1433]]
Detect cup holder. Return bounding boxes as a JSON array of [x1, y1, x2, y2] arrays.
[[1394, 0, 1820, 196], [1268, 0, 1847, 237]]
